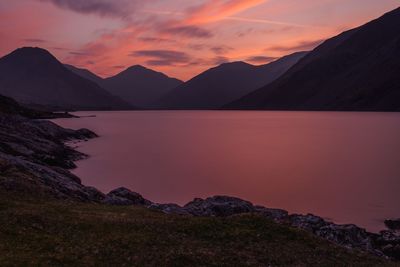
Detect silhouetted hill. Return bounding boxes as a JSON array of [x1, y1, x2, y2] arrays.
[[227, 7, 400, 111], [0, 47, 132, 110], [0, 93, 73, 118], [101, 65, 183, 108], [158, 52, 308, 109], [64, 64, 104, 85]]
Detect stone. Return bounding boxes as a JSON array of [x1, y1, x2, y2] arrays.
[[254, 205, 289, 221], [183, 196, 255, 217], [105, 187, 152, 206], [385, 219, 400, 231], [289, 214, 329, 232], [315, 224, 374, 250]]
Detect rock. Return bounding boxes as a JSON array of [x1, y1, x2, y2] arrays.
[[254, 205, 289, 221], [84, 186, 106, 202], [104, 187, 152, 206], [315, 224, 374, 251], [385, 219, 400, 231], [289, 214, 329, 232], [381, 243, 400, 260], [149, 203, 190, 215], [377, 230, 400, 244], [183, 196, 255, 217], [374, 230, 400, 259]]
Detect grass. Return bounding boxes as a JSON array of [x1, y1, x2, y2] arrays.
[[0, 193, 396, 267]]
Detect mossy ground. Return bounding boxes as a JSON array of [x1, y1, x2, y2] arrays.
[[0, 193, 395, 267]]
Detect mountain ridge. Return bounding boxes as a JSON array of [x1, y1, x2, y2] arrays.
[[0, 47, 132, 111], [227, 7, 400, 111], [158, 51, 308, 109], [101, 65, 183, 108]]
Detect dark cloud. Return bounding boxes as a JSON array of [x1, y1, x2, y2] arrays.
[[112, 65, 125, 69], [267, 39, 325, 52], [139, 37, 175, 43], [188, 56, 230, 67], [211, 56, 230, 65], [163, 25, 213, 38], [187, 43, 207, 50], [51, 47, 70, 51], [22, 38, 47, 43], [131, 50, 191, 66], [246, 56, 277, 64], [38, 0, 140, 18], [210, 45, 233, 55]]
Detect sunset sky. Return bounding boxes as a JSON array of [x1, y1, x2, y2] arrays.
[[0, 0, 399, 80]]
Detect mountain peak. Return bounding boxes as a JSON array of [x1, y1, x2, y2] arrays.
[[126, 65, 151, 72], [219, 61, 252, 68], [9, 47, 55, 59], [0, 47, 131, 110], [2, 47, 63, 70]]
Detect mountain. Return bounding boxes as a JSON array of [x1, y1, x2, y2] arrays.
[[101, 65, 183, 108], [0, 47, 132, 110], [227, 7, 400, 111], [64, 64, 104, 85], [157, 52, 308, 109]]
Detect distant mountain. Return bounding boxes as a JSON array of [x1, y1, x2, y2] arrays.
[[227, 7, 400, 111], [0, 47, 132, 110], [157, 52, 308, 109], [101, 65, 183, 108], [64, 64, 104, 85]]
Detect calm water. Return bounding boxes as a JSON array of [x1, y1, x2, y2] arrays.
[[54, 111, 400, 232]]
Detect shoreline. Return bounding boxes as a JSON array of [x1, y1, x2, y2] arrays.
[[1, 114, 399, 260], [60, 118, 400, 260]]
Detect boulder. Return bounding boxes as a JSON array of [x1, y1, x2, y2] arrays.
[[183, 196, 255, 217], [315, 224, 374, 251], [377, 230, 400, 244], [385, 219, 400, 231], [254, 205, 289, 221], [381, 244, 400, 260], [83, 186, 106, 202], [289, 214, 329, 232], [103, 187, 152, 206]]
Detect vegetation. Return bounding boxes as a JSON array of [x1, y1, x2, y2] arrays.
[[0, 192, 394, 267]]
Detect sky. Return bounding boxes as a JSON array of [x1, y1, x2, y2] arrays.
[[0, 0, 399, 81]]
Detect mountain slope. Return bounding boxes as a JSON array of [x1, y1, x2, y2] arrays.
[[101, 65, 183, 108], [227, 7, 400, 111], [64, 64, 104, 85], [158, 52, 308, 109], [0, 47, 131, 110]]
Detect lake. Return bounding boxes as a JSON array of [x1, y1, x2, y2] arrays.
[[54, 111, 400, 232]]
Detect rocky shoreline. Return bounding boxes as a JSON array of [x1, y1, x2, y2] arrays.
[[0, 114, 399, 261]]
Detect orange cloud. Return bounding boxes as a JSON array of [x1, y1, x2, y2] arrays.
[[184, 0, 267, 25]]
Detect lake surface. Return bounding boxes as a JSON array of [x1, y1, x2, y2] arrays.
[[54, 111, 400, 232]]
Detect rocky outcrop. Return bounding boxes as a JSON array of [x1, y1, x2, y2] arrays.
[[145, 196, 399, 260], [385, 219, 400, 231], [103, 187, 152, 206], [183, 196, 255, 217], [254, 206, 289, 221], [0, 114, 102, 201], [375, 230, 400, 259]]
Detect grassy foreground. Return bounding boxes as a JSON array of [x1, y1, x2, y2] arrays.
[[0, 194, 394, 267]]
